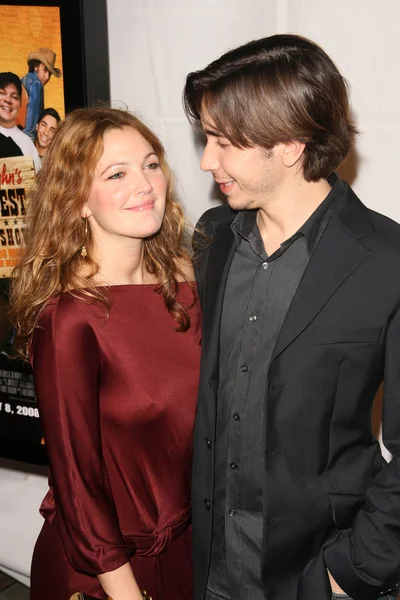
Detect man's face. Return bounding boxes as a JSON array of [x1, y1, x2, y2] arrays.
[[200, 106, 283, 211], [0, 83, 21, 128], [35, 115, 58, 153], [35, 63, 51, 85]]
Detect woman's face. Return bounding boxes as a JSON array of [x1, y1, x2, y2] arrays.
[[83, 126, 167, 246]]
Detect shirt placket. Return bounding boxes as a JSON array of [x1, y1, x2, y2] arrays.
[[225, 258, 273, 599]]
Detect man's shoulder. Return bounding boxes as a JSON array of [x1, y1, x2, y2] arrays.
[[340, 180, 400, 250], [197, 204, 237, 229], [368, 208, 400, 251], [8, 126, 33, 146], [369, 209, 400, 233], [21, 71, 39, 87], [4, 126, 40, 169], [0, 130, 24, 159]]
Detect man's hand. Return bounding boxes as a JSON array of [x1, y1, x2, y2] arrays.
[[328, 570, 346, 595]]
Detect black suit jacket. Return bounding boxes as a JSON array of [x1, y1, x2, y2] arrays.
[[192, 179, 400, 600]]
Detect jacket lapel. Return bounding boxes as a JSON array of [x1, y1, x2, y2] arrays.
[[271, 185, 374, 363]]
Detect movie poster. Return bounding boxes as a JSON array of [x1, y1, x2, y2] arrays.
[[0, 4, 65, 465], [0, 5, 64, 122], [0, 155, 45, 463], [0, 155, 33, 275]]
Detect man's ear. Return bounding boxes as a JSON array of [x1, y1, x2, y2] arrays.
[[280, 139, 306, 168]]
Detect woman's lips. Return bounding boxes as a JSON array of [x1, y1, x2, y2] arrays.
[[125, 200, 155, 212]]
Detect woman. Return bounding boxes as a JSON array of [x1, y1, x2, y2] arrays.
[[10, 107, 201, 600]]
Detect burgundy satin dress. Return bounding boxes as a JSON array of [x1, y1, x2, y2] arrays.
[[30, 283, 201, 600]]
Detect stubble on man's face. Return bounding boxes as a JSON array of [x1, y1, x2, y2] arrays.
[[222, 146, 279, 212]]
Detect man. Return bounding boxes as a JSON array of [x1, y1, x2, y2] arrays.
[[183, 35, 400, 600], [33, 107, 61, 160], [20, 47, 62, 136], [0, 71, 40, 171]]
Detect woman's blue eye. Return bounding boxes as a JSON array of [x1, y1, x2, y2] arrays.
[[146, 162, 160, 170], [108, 172, 124, 180]]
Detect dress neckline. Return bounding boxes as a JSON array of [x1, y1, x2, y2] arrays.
[[104, 281, 196, 289]]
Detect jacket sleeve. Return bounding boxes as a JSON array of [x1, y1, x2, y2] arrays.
[[24, 79, 42, 136], [32, 300, 132, 575], [324, 304, 400, 600], [192, 212, 218, 307]]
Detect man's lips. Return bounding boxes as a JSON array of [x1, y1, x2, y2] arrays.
[[215, 179, 235, 193]]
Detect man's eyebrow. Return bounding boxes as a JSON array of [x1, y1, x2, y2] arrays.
[[202, 127, 225, 138]]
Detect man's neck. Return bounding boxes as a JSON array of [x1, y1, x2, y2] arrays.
[[0, 122, 16, 130], [34, 139, 46, 158], [256, 177, 332, 256]]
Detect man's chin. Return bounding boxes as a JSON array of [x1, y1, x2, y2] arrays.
[[226, 197, 254, 211]]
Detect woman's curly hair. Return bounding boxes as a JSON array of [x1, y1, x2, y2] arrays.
[[9, 106, 194, 361]]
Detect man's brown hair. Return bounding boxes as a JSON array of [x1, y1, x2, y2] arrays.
[[183, 34, 357, 181]]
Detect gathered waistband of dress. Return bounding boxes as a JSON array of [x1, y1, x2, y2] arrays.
[[123, 506, 191, 557]]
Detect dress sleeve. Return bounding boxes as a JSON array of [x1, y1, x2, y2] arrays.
[[32, 298, 132, 575]]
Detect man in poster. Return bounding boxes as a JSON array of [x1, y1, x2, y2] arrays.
[[33, 107, 61, 162], [0, 71, 40, 172], [20, 48, 62, 137]]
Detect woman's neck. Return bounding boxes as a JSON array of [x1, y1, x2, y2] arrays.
[[92, 237, 157, 286]]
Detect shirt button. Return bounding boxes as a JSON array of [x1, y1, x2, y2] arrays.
[[205, 437, 212, 449], [229, 508, 236, 517], [230, 462, 238, 470], [232, 413, 240, 421], [262, 262, 268, 270], [249, 315, 257, 322], [204, 498, 210, 511], [240, 364, 248, 372]]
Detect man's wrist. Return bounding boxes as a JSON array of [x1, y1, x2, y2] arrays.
[[328, 569, 345, 594]]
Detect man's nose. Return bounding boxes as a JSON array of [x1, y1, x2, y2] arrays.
[[200, 144, 220, 172]]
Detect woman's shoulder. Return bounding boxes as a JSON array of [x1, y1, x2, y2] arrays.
[[38, 292, 103, 331], [32, 293, 102, 363]]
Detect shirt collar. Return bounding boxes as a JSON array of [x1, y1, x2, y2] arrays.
[[231, 173, 344, 255]]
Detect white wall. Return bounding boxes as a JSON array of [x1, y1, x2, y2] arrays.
[[107, 0, 400, 226]]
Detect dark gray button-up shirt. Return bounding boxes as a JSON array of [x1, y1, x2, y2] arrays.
[[207, 179, 342, 600]]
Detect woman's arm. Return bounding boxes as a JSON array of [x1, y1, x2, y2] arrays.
[[98, 563, 144, 600], [33, 297, 139, 596]]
